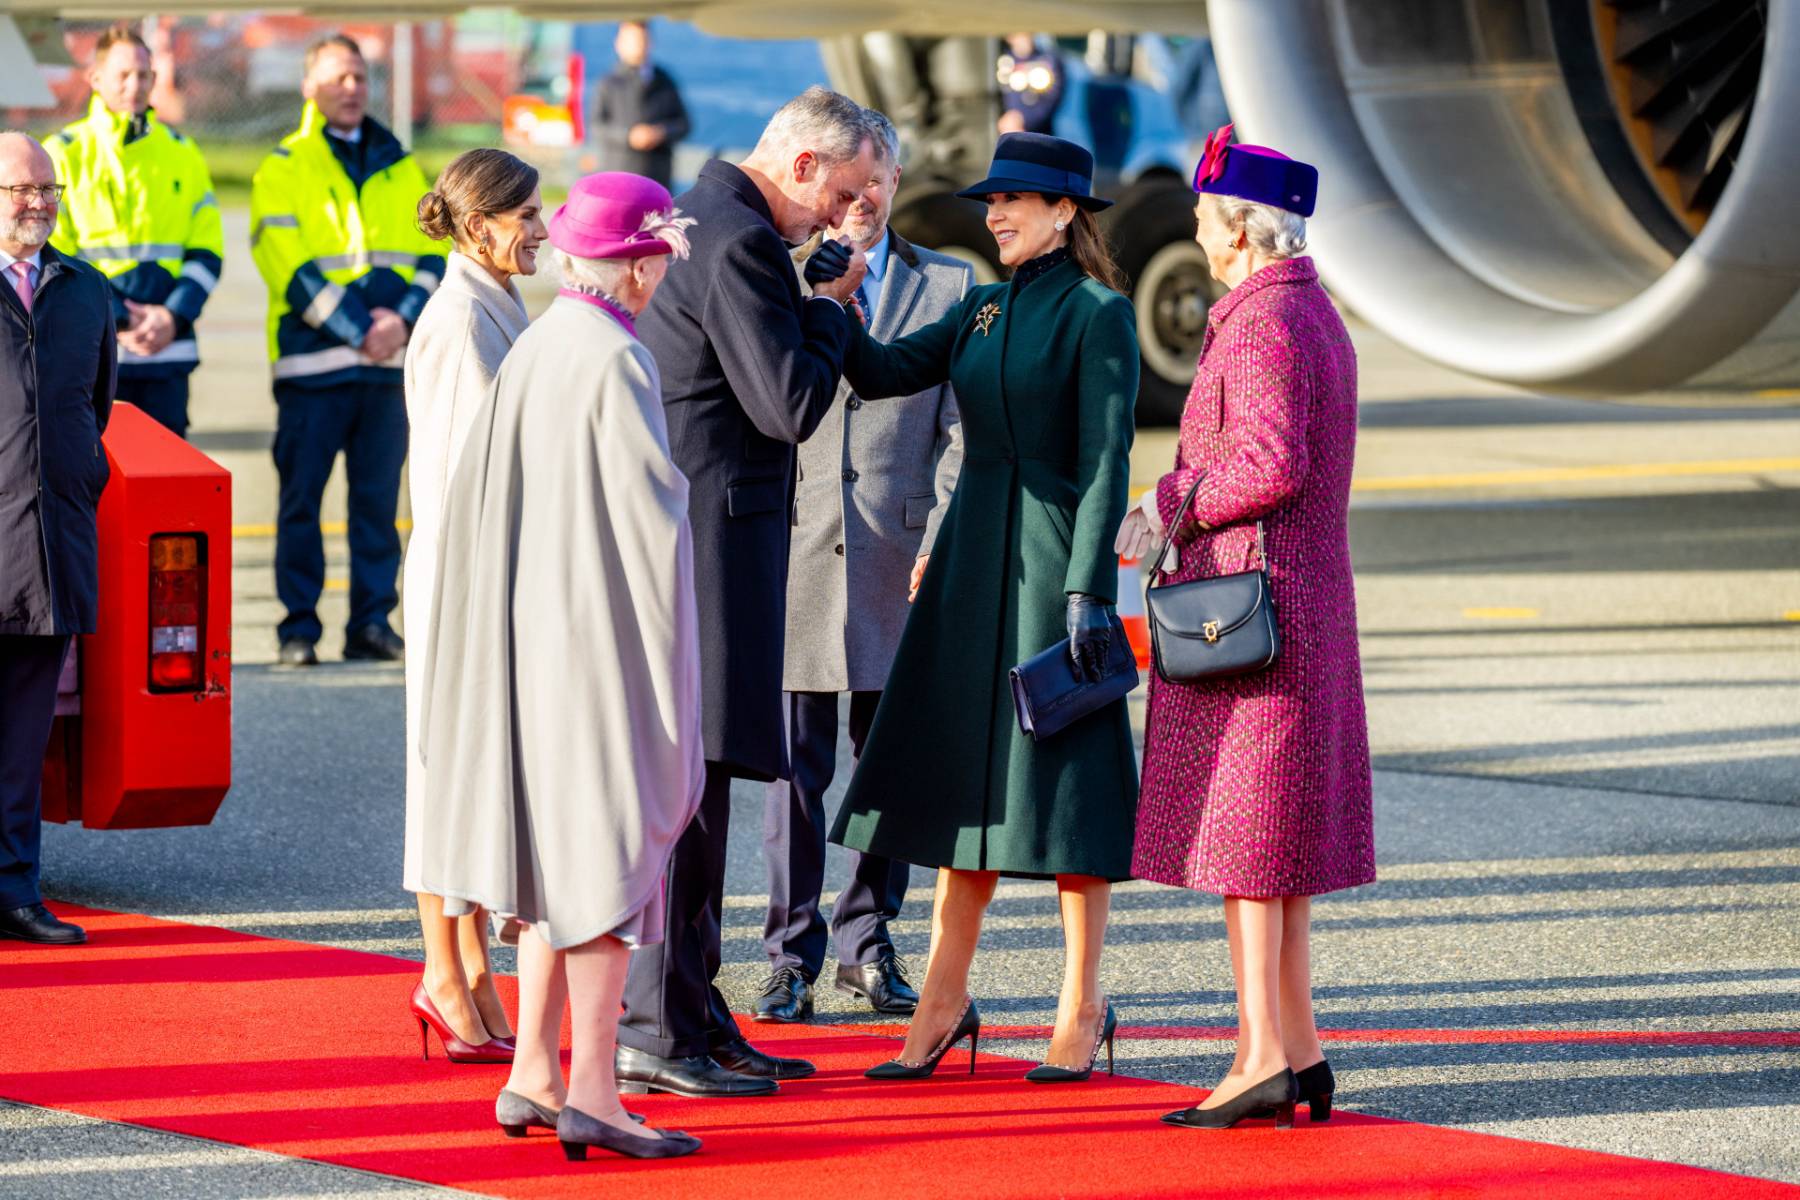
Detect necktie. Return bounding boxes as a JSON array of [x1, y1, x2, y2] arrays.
[[8, 262, 32, 315], [855, 280, 874, 327]]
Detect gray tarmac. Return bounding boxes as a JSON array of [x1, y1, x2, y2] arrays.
[[4, 209, 1798, 1195]]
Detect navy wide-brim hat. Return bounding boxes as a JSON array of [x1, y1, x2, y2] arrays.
[[956, 132, 1114, 211]]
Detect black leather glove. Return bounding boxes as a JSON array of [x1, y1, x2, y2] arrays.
[[803, 237, 855, 288], [1066, 593, 1115, 684]]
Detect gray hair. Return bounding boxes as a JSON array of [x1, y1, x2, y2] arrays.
[[862, 107, 902, 168], [1213, 194, 1308, 259], [553, 249, 635, 297], [754, 86, 879, 167]]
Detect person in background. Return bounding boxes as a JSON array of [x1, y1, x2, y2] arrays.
[[997, 33, 1064, 135], [46, 22, 223, 440], [251, 33, 444, 668], [1120, 127, 1374, 1131], [418, 171, 704, 1162], [0, 132, 116, 948], [755, 109, 971, 1026], [614, 86, 872, 1100], [401, 148, 547, 1063], [592, 20, 690, 189]]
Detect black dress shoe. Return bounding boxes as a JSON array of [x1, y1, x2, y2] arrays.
[[752, 966, 814, 1023], [343, 625, 405, 662], [710, 1034, 816, 1080], [0, 903, 87, 945], [836, 950, 919, 1015], [614, 1044, 778, 1098], [277, 638, 318, 667]]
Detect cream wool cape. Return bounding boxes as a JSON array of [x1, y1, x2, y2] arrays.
[[418, 295, 706, 950], [401, 251, 529, 892]]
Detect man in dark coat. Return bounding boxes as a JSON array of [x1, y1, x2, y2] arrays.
[[615, 87, 875, 1099], [591, 20, 690, 188], [0, 132, 116, 947]]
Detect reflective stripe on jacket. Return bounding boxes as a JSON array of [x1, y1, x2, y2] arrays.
[[250, 102, 445, 387], [45, 96, 223, 378]]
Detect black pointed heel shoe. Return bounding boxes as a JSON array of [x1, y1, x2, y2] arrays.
[[556, 1105, 699, 1161], [1024, 1000, 1118, 1083], [1161, 1068, 1299, 1130], [864, 996, 980, 1080]]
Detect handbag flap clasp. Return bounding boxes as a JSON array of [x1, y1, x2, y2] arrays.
[[1151, 569, 1269, 640]]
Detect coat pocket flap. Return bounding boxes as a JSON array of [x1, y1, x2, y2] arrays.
[[1148, 570, 1269, 640], [727, 478, 785, 517], [902, 493, 934, 529]]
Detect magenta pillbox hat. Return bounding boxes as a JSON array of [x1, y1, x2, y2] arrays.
[[549, 172, 678, 259], [1191, 123, 1318, 218]]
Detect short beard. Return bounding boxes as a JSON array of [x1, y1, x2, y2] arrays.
[[0, 215, 53, 250]]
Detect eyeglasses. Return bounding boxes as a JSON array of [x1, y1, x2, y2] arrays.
[[5, 184, 65, 204]]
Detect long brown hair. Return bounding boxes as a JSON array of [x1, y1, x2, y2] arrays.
[[1068, 207, 1128, 294]]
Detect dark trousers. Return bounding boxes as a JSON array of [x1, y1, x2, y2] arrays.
[[272, 380, 408, 644], [619, 763, 741, 1059], [0, 636, 70, 909], [117, 374, 191, 440], [763, 690, 909, 977]]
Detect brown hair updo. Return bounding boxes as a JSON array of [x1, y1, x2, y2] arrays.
[[417, 148, 540, 248]]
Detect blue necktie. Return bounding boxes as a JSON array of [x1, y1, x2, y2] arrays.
[[855, 279, 874, 327]]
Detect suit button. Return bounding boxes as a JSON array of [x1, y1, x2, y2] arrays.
[[834, 543, 845, 556], [842, 469, 858, 483], [846, 398, 862, 410]]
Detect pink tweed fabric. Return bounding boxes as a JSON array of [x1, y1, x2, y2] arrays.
[[1131, 256, 1375, 897]]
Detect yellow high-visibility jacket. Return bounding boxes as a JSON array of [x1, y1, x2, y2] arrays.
[[46, 96, 223, 378], [249, 101, 445, 388]]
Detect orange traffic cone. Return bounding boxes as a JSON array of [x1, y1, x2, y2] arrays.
[[1117, 555, 1150, 671]]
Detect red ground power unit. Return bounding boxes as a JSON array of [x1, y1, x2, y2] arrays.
[[41, 403, 232, 829]]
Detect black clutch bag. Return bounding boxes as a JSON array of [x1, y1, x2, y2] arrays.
[[1145, 474, 1282, 683], [1009, 614, 1140, 741]]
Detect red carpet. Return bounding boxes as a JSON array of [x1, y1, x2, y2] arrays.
[[3, 903, 1795, 1199]]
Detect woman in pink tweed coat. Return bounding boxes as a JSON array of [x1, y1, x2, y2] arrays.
[[1117, 128, 1374, 1131]]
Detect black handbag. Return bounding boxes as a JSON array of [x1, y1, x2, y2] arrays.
[[1145, 474, 1281, 683], [1009, 614, 1140, 741]]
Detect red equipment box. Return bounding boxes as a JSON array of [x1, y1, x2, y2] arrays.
[[41, 403, 232, 829]]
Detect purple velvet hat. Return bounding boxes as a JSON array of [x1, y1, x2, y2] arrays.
[[549, 172, 682, 259], [1191, 124, 1318, 218]]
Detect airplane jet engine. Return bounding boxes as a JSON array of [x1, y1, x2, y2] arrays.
[[1206, 0, 1800, 397]]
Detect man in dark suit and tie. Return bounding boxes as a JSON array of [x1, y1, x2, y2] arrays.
[[754, 111, 973, 1024], [0, 132, 116, 946], [615, 88, 877, 1098]]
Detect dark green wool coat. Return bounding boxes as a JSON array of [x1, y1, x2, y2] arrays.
[[828, 257, 1140, 879]]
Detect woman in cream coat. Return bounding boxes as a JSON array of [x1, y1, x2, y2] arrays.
[[401, 148, 545, 1061]]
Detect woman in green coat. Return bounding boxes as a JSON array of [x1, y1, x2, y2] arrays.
[[829, 133, 1140, 1082]]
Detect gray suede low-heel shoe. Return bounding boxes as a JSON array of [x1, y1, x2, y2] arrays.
[[556, 1105, 700, 1161], [497, 1090, 644, 1137]]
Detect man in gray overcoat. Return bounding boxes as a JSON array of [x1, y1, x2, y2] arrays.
[[754, 113, 972, 1023]]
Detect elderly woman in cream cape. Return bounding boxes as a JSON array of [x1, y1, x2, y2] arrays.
[[418, 173, 704, 1163]]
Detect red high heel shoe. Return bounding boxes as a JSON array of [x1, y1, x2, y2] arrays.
[[410, 982, 513, 1064]]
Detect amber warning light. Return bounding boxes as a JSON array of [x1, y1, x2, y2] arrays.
[[148, 533, 206, 692]]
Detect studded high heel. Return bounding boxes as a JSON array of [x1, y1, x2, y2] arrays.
[[864, 996, 980, 1080], [1024, 1000, 1117, 1083]]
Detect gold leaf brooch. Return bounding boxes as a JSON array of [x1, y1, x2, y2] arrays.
[[974, 302, 1002, 336]]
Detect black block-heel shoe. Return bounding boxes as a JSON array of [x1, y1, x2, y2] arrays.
[[1295, 1059, 1335, 1121], [1024, 1000, 1118, 1083], [556, 1105, 699, 1161], [1161, 1068, 1299, 1130], [864, 996, 980, 1080], [495, 1090, 643, 1137]]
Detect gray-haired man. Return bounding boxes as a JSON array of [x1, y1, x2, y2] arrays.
[[755, 112, 971, 1024]]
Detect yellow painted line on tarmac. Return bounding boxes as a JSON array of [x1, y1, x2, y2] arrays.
[[1463, 607, 1540, 620], [1756, 388, 1800, 400], [323, 578, 348, 592], [231, 518, 413, 538], [1784, 611, 1800, 622], [1350, 456, 1800, 492]]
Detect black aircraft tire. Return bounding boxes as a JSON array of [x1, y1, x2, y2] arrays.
[[1106, 178, 1216, 426]]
